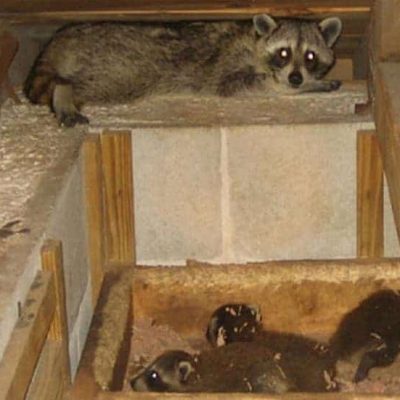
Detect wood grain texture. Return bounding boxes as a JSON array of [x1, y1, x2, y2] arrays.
[[100, 131, 135, 265], [0, 0, 371, 18], [0, 271, 55, 400], [82, 135, 106, 305], [40, 240, 71, 386], [369, 1, 400, 242], [370, 0, 400, 62], [0, 30, 20, 103], [356, 130, 384, 257], [133, 258, 400, 339], [26, 341, 66, 400], [96, 390, 400, 399]]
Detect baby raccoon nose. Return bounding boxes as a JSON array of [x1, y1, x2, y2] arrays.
[[288, 71, 303, 87]]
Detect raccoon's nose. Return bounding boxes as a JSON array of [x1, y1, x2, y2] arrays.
[[288, 71, 303, 87]]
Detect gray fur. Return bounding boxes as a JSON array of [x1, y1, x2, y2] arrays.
[[24, 16, 342, 126], [130, 344, 294, 393]]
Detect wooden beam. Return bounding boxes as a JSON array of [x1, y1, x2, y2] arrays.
[[0, 271, 55, 400], [0, 0, 372, 19], [40, 240, 71, 382], [96, 390, 400, 400], [0, 28, 20, 103], [100, 131, 135, 265], [82, 135, 106, 305], [26, 341, 66, 400], [133, 258, 400, 339], [370, 0, 400, 62], [356, 130, 384, 257], [369, 1, 400, 242]]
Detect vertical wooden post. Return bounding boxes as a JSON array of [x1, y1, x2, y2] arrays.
[[82, 134, 105, 305], [0, 272, 55, 400], [100, 131, 135, 265], [41, 240, 71, 384], [357, 130, 384, 257], [371, 0, 400, 62]]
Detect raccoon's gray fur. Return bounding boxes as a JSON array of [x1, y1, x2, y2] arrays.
[[130, 343, 294, 393], [24, 15, 342, 127]]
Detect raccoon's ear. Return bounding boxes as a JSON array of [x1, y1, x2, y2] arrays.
[[318, 17, 342, 47], [253, 14, 278, 37], [177, 360, 195, 383]]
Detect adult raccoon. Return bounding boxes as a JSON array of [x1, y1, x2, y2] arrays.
[[24, 15, 342, 127]]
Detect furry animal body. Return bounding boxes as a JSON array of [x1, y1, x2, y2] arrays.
[[206, 303, 338, 392], [130, 342, 293, 393], [329, 289, 400, 383], [24, 15, 342, 126]]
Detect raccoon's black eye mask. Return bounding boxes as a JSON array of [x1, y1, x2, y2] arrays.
[[145, 370, 168, 391], [268, 47, 292, 69], [304, 50, 318, 71]]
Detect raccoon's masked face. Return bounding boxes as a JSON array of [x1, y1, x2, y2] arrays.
[[130, 350, 197, 392], [253, 14, 342, 92]]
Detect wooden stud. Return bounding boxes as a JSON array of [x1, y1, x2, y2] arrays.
[[26, 341, 66, 400], [96, 388, 400, 400], [82, 135, 106, 305], [40, 240, 71, 384], [356, 130, 384, 257], [0, 271, 55, 400], [370, 0, 400, 62], [100, 131, 135, 265], [0, 29, 20, 103]]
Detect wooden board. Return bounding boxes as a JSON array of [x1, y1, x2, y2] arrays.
[[0, 0, 371, 20], [369, 0, 400, 242], [26, 341, 66, 400], [370, 0, 400, 62], [100, 131, 135, 265], [82, 135, 106, 305], [356, 130, 384, 257], [0, 271, 55, 400], [133, 258, 400, 339], [96, 390, 400, 399]]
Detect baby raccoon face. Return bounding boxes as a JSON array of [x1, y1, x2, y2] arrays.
[[206, 303, 262, 347], [130, 350, 197, 392], [253, 14, 342, 92]]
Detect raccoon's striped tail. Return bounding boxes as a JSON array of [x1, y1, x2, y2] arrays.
[[24, 58, 57, 106]]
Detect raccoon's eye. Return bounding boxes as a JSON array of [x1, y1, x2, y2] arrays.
[[278, 48, 291, 60], [304, 50, 317, 69], [146, 370, 162, 385]]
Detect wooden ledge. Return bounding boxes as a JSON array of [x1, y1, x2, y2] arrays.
[[0, 1, 371, 23], [84, 81, 370, 131]]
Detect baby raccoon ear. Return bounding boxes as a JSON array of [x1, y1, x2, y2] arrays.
[[177, 360, 195, 383], [253, 14, 278, 37], [318, 17, 342, 47]]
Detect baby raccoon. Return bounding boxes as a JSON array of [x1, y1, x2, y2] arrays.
[[130, 343, 294, 393], [329, 289, 400, 383], [24, 14, 342, 127], [206, 303, 338, 392]]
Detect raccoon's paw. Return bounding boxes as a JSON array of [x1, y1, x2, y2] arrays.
[[58, 112, 90, 127], [329, 80, 342, 91]]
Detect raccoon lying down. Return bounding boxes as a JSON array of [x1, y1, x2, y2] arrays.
[[24, 14, 342, 127], [130, 342, 294, 393], [206, 304, 338, 393]]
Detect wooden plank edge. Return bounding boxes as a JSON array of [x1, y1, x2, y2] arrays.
[[82, 135, 106, 306], [100, 131, 135, 266], [0, 271, 56, 400], [356, 130, 384, 257], [96, 390, 400, 400]]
